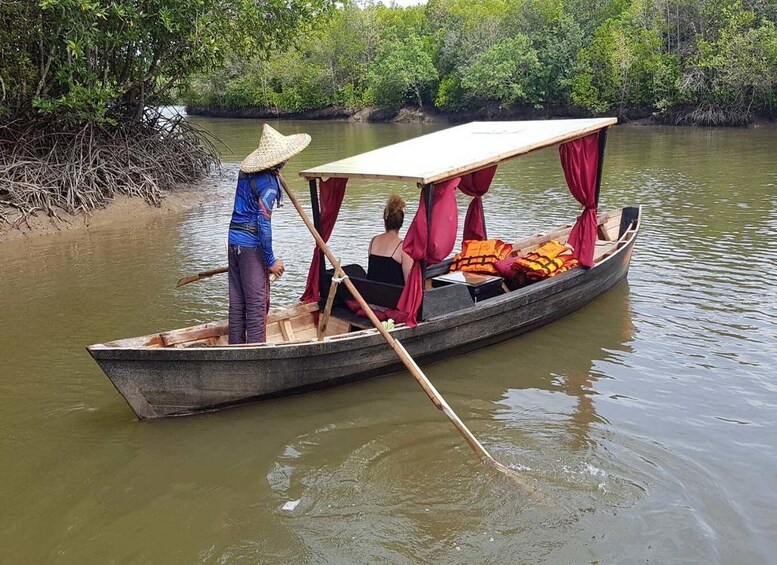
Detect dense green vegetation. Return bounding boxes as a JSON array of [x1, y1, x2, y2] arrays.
[[0, 0, 330, 122], [0, 0, 331, 227], [185, 0, 777, 125]]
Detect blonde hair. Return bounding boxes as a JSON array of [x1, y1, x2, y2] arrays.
[[384, 194, 405, 231]]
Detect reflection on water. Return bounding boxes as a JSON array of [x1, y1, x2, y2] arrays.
[[1, 120, 776, 563]]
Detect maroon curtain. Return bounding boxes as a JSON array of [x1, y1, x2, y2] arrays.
[[396, 177, 460, 326], [458, 165, 498, 241], [559, 133, 601, 268], [301, 177, 347, 302]]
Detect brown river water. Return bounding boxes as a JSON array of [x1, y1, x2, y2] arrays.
[[1, 117, 776, 563]]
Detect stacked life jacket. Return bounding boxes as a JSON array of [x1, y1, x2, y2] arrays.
[[450, 239, 513, 275], [511, 240, 578, 281]]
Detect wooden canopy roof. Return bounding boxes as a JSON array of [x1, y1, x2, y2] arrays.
[[299, 118, 617, 185]]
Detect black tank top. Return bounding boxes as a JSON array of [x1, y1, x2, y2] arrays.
[[367, 240, 405, 286]]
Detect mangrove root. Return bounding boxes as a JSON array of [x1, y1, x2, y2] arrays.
[[0, 107, 220, 229]]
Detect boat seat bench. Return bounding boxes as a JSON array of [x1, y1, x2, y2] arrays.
[[323, 264, 404, 310], [324, 263, 475, 322]]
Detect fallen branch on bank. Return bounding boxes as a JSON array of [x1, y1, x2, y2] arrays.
[[0, 108, 220, 230]]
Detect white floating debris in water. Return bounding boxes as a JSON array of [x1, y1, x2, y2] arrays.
[[281, 499, 300, 512], [585, 463, 607, 478], [509, 463, 532, 472]]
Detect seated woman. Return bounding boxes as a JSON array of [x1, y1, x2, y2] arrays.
[[367, 194, 413, 285]]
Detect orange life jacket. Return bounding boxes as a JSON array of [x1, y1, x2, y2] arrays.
[[451, 239, 512, 275], [512, 240, 578, 281]]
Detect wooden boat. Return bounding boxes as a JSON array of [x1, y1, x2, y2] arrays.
[[88, 118, 641, 420]]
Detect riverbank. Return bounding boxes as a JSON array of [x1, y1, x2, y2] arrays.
[[185, 104, 451, 123], [0, 178, 219, 244], [185, 103, 646, 124], [187, 103, 776, 127]]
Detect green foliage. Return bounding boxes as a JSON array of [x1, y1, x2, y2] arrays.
[[563, 0, 630, 36], [571, 13, 676, 114], [685, 10, 777, 113], [366, 35, 438, 110], [460, 35, 539, 107], [651, 54, 681, 111], [183, 0, 376, 113], [428, 0, 511, 76], [435, 75, 465, 111], [571, 21, 624, 113], [504, 0, 585, 105], [0, 0, 333, 123], [33, 84, 119, 124], [180, 0, 777, 123]]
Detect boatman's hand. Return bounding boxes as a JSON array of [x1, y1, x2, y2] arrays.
[[269, 258, 285, 278]]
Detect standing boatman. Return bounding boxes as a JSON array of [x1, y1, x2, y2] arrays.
[[228, 124, 311, 344]]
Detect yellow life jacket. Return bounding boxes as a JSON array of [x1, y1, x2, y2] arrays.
[[451, 239, 513, 275], [512, 240, 578, 281]]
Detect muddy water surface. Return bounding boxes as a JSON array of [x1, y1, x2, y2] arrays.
[[1, 119, 776, 563]]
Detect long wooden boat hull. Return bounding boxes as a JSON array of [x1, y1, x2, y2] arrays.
[[88, 207, 640, 420]]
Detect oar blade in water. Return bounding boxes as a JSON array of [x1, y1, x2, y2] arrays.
[[176, 274, 200, 287]]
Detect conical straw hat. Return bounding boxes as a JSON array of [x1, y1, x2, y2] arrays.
[[240, 124, 311, 173]]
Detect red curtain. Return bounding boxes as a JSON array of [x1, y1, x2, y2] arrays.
[[396, 177, 460, 326], [458, 165, 498, 241], [559, 133, 601, 268], [301, 177, 348, 302]]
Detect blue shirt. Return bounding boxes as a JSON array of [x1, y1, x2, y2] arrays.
[[228, 171, 281, 267]]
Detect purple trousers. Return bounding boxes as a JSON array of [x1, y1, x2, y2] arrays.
[[228, 245, 270, 344]]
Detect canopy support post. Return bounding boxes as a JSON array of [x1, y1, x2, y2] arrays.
[[594, 128, 608, 207], [421, 183, 432, 296], [309, 178, 325, 305]]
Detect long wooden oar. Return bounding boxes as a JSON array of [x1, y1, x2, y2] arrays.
[[279, 174, 537, 489], [176, 266, 228, 287]]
